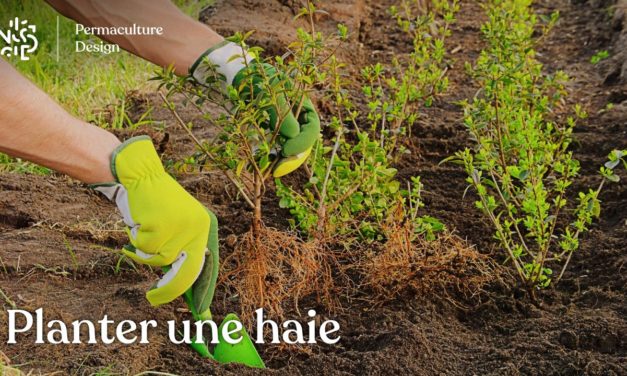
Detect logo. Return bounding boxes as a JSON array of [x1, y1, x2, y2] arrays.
[[0, 17, 38, 61]]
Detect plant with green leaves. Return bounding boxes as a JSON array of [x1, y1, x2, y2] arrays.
[[590, 50, 609, 64], [156, 2, 326, 236], [277, 120, 444, 241], [367, 0, 458, 157], [276, 0, 456, 241], [0, 153, 49, 174], [448, 0, 626, 295]]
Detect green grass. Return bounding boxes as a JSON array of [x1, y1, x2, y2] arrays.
[[0, 153, 49, 174], [0, 361, 23, 376], [0, 0, 213, 173], [0, 0, 155, 124]]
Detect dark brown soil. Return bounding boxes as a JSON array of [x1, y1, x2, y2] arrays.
[[1, 0, 625, 375]]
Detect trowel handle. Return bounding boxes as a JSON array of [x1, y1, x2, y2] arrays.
[[160, 267, 214, 360], [183, 288, 212, 321]]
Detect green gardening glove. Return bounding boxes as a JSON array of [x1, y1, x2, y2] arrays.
[[190, 41, 320, 177], [92, 136, 219, 310]]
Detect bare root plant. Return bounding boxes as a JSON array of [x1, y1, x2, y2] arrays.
[[277, 0, 460, 241], [276, 0, 496, 303], [221, 225, 337, 323], [361, 202, 494, 301], [447, 0, 627, 297], [155, 1, 343, 319]]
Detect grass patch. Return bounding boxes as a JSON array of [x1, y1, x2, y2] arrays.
[[0, 0, 154, 124], [0, 154, 49, 174], [0, 0, 213, 173], [0, 362, 23, 376]]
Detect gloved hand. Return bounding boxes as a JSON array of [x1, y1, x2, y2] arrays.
[[92, 136, 219, 311], [190, 40, 320, 177]]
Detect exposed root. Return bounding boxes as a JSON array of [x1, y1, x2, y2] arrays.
[[360, 220, 494, 302], [222, 225, 337, 324]]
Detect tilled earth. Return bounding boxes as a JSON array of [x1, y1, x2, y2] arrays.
[[0, 0, 625, 375]]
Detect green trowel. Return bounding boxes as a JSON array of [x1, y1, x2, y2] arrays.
[[179, 209, 264, 368], [181, 287, 265, 368]]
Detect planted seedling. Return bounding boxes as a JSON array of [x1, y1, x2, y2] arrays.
[[447, 0, 626, 297], [275, 0, 492, 299], [277, 0, 458, 242], [156, 0, 337, 321]]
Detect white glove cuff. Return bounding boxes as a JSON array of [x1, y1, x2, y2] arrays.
[[191, 41, 255, 86], [93, 183, 139, 238]]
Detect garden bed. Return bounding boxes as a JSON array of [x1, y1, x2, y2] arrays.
[[0, 0, 625, 374]]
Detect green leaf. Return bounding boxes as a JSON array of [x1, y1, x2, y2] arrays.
[[606, 173, 620, 183], [259, 155, 270, 171], [235, 159, 246, 176]]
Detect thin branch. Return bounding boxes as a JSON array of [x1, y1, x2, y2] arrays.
[[158, 92, 255, 208], [327, 182, 363, 214], [319, 129, 343, 205], [555, 178, 606, 284]]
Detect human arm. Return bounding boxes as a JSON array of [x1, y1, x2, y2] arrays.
[[0, 59, 120, 183], [44, 0, 223, 76], [0, 59, 218, 308], [44, 0, 320, 175]]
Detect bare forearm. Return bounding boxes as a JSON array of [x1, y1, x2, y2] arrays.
[[45, 0, 223, 75], [0, 59, 120, 183]]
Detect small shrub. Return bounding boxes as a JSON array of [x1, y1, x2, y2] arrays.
[[157, 2, 329, 237], [448, 0, 626, 295], [275, 0, 494, 300], [156, 1, 338, 318], [276, 0, 459, 242]]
